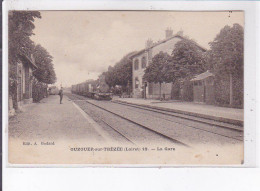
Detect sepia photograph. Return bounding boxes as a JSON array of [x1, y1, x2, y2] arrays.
[[7, 10, 244, 165]]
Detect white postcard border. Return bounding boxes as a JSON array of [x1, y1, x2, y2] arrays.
[[2, 0, 259, 190]]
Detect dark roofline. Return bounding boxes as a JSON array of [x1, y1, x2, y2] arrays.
[[129, 35, 207, 59], [18, 54, 38, 69], [190, 70, 214, 81], [129, 49, 146, 59]]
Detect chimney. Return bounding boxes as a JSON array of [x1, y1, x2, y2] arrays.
[[146, 38, 153, 48], [165, 27, 173, 39]]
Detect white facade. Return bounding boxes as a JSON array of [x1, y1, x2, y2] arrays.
[[132, 51, 148, 98], [132, 33, 182, 99]]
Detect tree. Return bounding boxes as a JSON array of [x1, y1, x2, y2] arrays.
[[104, 51, 136, 93], [163, 39, 206, 101], [33, 44, 57, 84], [208, 24, 244, 106], [143, 51, 172, 99], [8, 11, 41, 100], [31, 44, 57, 102], [104, 66, 117, 88], [115, 53, 134, 87], [170, 39, 206, 81]]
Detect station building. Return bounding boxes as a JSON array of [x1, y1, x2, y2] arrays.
[[17, 54, 37, 107], [130, 28, 206, 99], [9, 54, 37, 115], [191, 70, 215, 104]]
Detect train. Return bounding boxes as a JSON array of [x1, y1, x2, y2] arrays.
[[71, 75, 112, 100]]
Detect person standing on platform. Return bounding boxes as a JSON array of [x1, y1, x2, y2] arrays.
[[58, 87, 64, 104]]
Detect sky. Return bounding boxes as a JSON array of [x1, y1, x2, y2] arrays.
[[31, 11, 244, 87]]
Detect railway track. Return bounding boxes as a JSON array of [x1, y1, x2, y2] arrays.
[[67, 93, 188, 146], [85, 99, 188, 146], [112, 100, 243, 132], [67, 93, 243, 145], [97, 116, 136, 145], [110, 101, 243, 143], [96, 99, 243, 142]]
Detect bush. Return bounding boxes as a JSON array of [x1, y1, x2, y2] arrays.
[[214, 74, 243, 108], [215, 75, 230, 105]]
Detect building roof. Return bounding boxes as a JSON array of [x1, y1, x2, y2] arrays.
[[18, 54, 38, 69], [129, 34, 207, 59], [191, 70, 214, 81]]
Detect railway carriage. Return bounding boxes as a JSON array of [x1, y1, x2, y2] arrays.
[[78, 82, 85, 95]]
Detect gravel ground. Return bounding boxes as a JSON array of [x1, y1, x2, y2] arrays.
[[67, 93, 243, 147], [121, 104, 243, 140], [64, 93, 243, 165], [74, 100, 179, 146], [87, 100, 242, 146]]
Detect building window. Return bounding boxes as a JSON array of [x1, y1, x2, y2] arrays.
[[134, 59, 139, 70], [135, 77, 139, 89], [141, 56, 146, 68]]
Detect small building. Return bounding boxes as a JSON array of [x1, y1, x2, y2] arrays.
[[16, 54, 38, 109], [191, 70, 215, 104]]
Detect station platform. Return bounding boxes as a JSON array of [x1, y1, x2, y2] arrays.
[[112, 98, 244, 126], [8, 95, 108, 164], [9, 95, 106, 141]]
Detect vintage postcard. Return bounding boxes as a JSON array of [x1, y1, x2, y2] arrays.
[[7, 10, 245, 165]]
